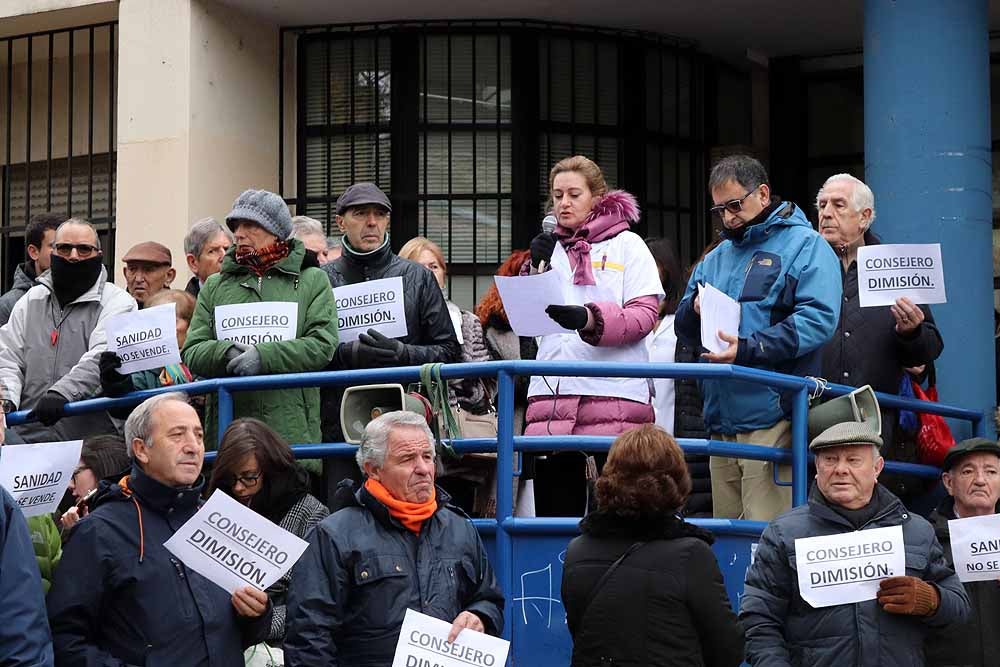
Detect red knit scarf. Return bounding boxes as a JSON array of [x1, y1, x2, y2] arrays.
[[234, 240, 291, 276], [364, 478, 437, 534]]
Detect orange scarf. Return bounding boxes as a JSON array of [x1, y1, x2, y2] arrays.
[[364, 478, 437, 534]]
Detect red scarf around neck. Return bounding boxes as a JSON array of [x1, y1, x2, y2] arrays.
[[234, 240, 291, 277], [364, 477, 437, 534]]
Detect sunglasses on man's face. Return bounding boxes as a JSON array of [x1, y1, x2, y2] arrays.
[[709, 186, 760, 219], [54, 243, 101, 258]]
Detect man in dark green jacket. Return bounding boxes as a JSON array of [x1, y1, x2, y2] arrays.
[[182, 189, 339, 449]]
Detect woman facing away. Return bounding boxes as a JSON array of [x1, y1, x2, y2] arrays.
[[561, 424, 745, 667], [208, 418, 329, 644], [525, 155, 664, 515]]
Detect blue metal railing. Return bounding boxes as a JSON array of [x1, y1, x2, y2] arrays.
[[7, 360, 984, 655]]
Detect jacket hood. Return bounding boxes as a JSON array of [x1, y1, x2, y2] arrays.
[[330, 478, 458, 528], [726, 200, 809, 246], [89, 463, 205, 514], [36, 264, 110, 305], [579, 507, 714, 545], [11, 263, 37, 290], [220, 237, 311, 277], [806, 481, 908, 530], [586, 190, 640, 225]]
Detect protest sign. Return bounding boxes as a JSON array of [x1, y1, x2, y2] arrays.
[[164, 490, 309, 594], [0, 440, 83, 517], [698, 282, 741, 354], [391, 608, 510, 667], [857, 243, 946, 308], [332, 276, 408, 343], [215, 302, 298, 345], [106, 303, 181, 374], [794, 525, 905, 608], [493, 271, 567, 337], [947, 513, 1000, 583]]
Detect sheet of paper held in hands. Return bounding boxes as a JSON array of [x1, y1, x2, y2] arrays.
[[857, 243, 947, 308], [494, 271, 568, 337], [947, 513, 1000, 583], [106, 302, 181, 374], [391, 608, 510, 667], [332, 276, 409, 343], [794, 525, 906, 608], [164, 490, 309, 595], [698, 283, 741, 354], [214, 302, 298, 345], [0, 440, 83, 517]]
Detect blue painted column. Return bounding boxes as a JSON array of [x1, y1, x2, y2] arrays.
[[864, 0, 994, 438]]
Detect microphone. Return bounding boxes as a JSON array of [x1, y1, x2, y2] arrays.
[[541, 214, 557, 234]]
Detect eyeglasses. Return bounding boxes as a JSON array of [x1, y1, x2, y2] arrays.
[[71, 465, 90, 480], [233, 472, 262, 488], [709, 186, 759, 219], [54, 243, 101, 258]]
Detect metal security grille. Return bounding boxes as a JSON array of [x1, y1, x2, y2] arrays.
[[0, 22, 118, 288]]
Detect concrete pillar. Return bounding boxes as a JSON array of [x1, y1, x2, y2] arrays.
[[864, 0, 994, 437], [115, 0, 278, 286]]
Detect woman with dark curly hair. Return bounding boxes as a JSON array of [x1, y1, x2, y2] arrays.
[[209, 418, 329, 645], [560, 424, 744, 666]]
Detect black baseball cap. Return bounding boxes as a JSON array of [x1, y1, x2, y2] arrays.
[[335, 183, 392, 215], [942, 437, 1000, 472]]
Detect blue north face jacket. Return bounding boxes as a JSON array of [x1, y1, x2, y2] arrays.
[[675, 201, 841, 434]]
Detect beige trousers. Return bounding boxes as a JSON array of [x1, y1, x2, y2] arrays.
[[710, 419, 793, 521]]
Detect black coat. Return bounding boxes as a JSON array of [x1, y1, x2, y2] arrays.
[[925, 497, 1000, 667], [674, 338, 712, 517], [561, 509, 744, 667], [47, 465, 271, 666], [321, 240, 460, 440]]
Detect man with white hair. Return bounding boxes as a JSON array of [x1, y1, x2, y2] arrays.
[[290, 215, 330, 265], [817, 174, 943, 499], [184, 217, 234, 298], [47, 392, 271, 666], [284, 410, 504, 666]]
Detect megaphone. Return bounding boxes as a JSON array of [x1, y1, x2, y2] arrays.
[[339, 383, 433, 443], [807, 384, 881, 441]]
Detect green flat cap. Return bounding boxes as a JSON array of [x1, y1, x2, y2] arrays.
[[942, 437, 1000, 471], [809, 420, 883, 451]]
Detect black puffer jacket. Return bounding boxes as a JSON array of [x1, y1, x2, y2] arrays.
[[674, 338, 712, 517], [925, 496, 1000, 667], [561, 508, 744, 667], [741, 484, 969, 667], [321, 239, 460, 440]]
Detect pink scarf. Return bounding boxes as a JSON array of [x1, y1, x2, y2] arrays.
[[553, 190, 640, 285]]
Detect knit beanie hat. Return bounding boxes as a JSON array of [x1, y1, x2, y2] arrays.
[[225, 189, 293, 240], [80, 434, 131, 482]]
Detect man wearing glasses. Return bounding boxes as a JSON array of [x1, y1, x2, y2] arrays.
[[675, 155, 841, 521], [0, 218, 136, 442]]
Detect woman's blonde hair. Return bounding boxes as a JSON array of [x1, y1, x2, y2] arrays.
[[398, 236, 447, 276], [548, 155, 609, 201]]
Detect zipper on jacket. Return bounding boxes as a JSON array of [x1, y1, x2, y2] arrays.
[[170, 557, 186, 579]]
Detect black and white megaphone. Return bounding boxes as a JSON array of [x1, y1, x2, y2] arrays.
[[339, 383, 433, 444], [807, 384, 881, 441]]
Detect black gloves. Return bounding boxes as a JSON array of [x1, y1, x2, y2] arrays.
[[530, 232, 557, 269], [99, 351, 134, 397], [351, 329, 409, 368], [545, 304, 589, 331], [33, 391, 68, 426]]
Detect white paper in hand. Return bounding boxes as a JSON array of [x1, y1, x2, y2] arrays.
[[494, 271, 568, 337], [391, 608, 510, 667], [332, 276, 408, 343], [947, 513, 1000, 582], [106, 303, 181, 374], [794, 525, 905, 608], [0, 440, 83, 517], [164, 490, 309, 594], [857, 243, 946, 308], [698, 283, 741, 354]]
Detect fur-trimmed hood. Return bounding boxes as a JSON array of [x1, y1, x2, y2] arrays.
[[586, 189, 640, 225]]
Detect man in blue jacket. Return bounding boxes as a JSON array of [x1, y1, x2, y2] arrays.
[[0, 486, 54, 667], [47, 392, 271, 666], [675, 155, 841, 520]]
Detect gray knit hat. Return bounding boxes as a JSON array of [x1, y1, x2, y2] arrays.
[[80, 434, 130, 481], [809, 421, 883, 451], [225, 189, 293, 240]]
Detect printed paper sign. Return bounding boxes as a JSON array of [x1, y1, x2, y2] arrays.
[[698, 282, 741, 354], [214, 302, 298, 345], [391, 608, 510, 667], [494, 271, 568, 337], [857, 243, 947, 307], [0, 440, 83, 517], [106, 303, 181, 374], [948, 513, 1000, 582], [333, 276, 408, 343], [794, 525, 905, 608], [164, 490, 309, 594]]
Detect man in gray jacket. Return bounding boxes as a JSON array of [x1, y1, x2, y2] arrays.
[[0, 218, 136, 442], [740, 420, 969, 666], [0, 211, 62, 326]]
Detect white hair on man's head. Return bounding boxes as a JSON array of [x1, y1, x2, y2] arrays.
[[290, 216, 326, 240], [124, 392, 191, 458], [355, 411, 436, 471], [817, 173, 877, 227]]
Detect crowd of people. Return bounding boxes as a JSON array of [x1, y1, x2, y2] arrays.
[[0, 151, 990, 666]]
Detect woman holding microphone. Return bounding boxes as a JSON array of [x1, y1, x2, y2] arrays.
[[527, 155, 663, 515]]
